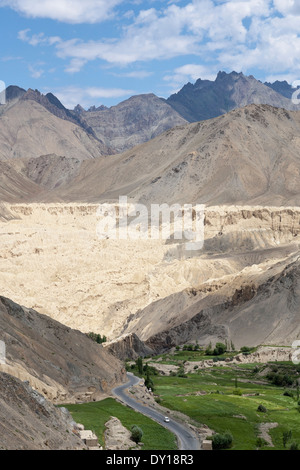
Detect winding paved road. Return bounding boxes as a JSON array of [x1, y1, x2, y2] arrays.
[[112, 373, 201, 451]]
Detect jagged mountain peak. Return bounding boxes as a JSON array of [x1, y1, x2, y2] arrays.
[[166, 70, 299, 122]]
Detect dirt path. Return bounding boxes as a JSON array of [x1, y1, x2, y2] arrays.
[[258, 423, 278, 447]]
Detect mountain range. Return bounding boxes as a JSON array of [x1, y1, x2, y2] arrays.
[[1, 103, 300, 206], [1, 71, 300, 157], [166, 71, 300, 122]]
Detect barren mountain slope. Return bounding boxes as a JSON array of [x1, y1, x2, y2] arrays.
[[122, 251, 300, 352], [45, 104, 300, 207], [0, 372, 86, 450], [0, 161, 43, 202], [0, 99, 109, 161], [1, 103, 300, 206], [109, 206, 300, 350], [0, 204, 299, 350], [0, 295, 126, 403], [75, 93, 188, 153]]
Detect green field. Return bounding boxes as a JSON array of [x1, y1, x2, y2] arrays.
[[64, 397, 177, 450], [64, 346, 300, 451], [141, 358, 300, 450]]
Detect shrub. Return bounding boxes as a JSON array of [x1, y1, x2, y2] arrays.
[[205, 342, 213, 356], [213, 342, 227, 356], [266, 372, 293, 387], [256, 437, 267, 448], [283, 430, 292, 448], [143, 365, 158, 376], [213, 356, 225, 362], [283, 390, 294, 398], [131, 425, 143, 444], [240, 346, 252, 355], [257, 404, 267, 413], [232, 388, 242, 396], [212, 432, 233, 450], [289, 442, 299, 451], [177, 366, 188, 378]]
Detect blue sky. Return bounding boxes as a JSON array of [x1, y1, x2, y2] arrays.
[[1, 0, 300, 109]]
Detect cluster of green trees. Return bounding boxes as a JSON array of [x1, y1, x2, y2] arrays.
[[204, 342, 256, 356], [180, 344, 201, 351], [87, 332, 107, 344], [282, 430, 299, 450], [205, 342, 227, 356], [135, 357, 156, 391], [266, 371, 294, 387]]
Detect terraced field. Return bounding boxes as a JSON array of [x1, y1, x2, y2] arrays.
[[129, 351, 300, 450]]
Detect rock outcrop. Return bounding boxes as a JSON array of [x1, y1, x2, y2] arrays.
[[0, 372, 87, 450], [104, 417, 141, 450], [105, 333, 153, 361]]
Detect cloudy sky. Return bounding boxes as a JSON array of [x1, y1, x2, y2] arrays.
[[0, 0, 300, 109]]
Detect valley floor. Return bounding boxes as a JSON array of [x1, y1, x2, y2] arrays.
[[129, 350, 300, 450]]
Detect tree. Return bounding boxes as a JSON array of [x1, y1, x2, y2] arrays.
[[145, 369, 154, 391], [283, 430, 292, 448], [131, 425, 143, 444], [136, 357, 143, 375], [87, 332, 107, 344], [256, 437, 267, 449], [205, 342, 213, 356], [213, 342, 227, 356]]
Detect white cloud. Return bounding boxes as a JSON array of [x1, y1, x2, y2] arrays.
[[273, 0, 300, 15], [167, 64, 217, 82], [164, 63, 218, 93], [111, 70, 153, 79], [13, 0, 300, 84], [0, 0, 124, 23], [49, 86, 135, 109], [1, 55, 23, 61], [65, 58, 88, 74], [264, 72, 299, 84], [28, 63, 45, 79], [18, 29, 61, 46], [52, 0, 274, 70]]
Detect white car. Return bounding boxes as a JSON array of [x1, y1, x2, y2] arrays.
[[164, 417, 170, 423]]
